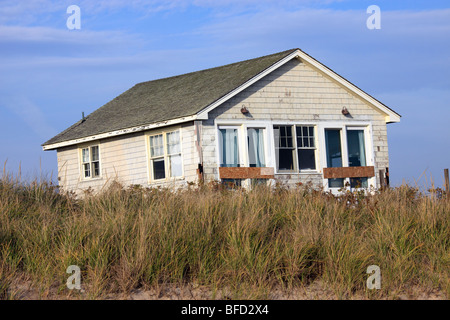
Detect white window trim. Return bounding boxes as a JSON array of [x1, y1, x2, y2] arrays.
[[272, 124, 320, 175], [318, 121, 376, 192], [214, 120, 376, 189], [243, 125, 270, 169], [214, 120, 322, 177], [145, 127, 184, 183], [78, 142, 102, 181], [215, 121, 274, 174]]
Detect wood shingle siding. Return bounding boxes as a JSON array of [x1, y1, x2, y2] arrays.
[[202, 58, 390, 189]]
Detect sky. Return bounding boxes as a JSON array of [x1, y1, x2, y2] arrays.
[[0, 0, 449, 189]]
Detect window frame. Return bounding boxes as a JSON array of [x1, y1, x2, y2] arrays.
[[217, 125, 242, 168], [215, 123, 272, 170], [318, 122, 375, 191], [273, 124, 318, 174], [146, 128, 184, 183], [245, 126, 268, 168], [79, 144, 101, 180]]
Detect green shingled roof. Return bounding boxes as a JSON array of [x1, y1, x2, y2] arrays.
[[43, 49, 298, 147]]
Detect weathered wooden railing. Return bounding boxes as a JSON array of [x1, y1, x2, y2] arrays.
[[218, 167, 275, 179], [322, 166, 375, 179]]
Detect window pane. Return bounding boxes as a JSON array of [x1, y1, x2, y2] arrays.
[[169, 154, 182, 177], [298, 149, 316, 170], [83, 163, 90, 177], [82, 148, 89, 163], [325, 129, 342, 168], [329, 178, 344, 188], [150, 134, 164, 157], [287, 130, 293, 147], [303, 137, 309, 148], [277, 149, 295, 171], [91, 146, 99, 161], [92, 161, 100, 177], [347, 129, 366, 167], [350, 177, 368, 188], [325, 129, 343, 188], [302, 126, 308, 136], [153, 158, 165, 180], [219, 128, 239, 167], [167, 131, 181, 154], [247, 128, 265, 167]]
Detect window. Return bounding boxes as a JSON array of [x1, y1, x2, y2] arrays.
[[296, 126, 316, 170], [274, 125, 316, 172], [346, 128, 368, 188], [324, 126, 369, 189], [325, 129, 344, 188], [218, 127, 240, 167], [247, 128, 265, 167], [274, 125, 295, 171], [81, 145, 100, 179], [149, 130, 183, 181]]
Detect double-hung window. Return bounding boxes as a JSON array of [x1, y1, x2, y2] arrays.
[[81, 145, 100, 179], [274, 125, 295, 171], [149, 130, 183, 181], [296, 126, 316, 171], [274, 125, 317, 173]]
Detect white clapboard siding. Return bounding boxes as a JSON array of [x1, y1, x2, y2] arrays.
[[57, 123, 198, 194]]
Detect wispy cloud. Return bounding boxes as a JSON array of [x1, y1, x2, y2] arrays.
[[0, 0, 349, 25], [1, 96, 57, 140], [0, 25, 140, 43]]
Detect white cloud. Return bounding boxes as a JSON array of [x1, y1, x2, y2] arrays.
[[0, 0, 350, 25], [0, 96, 57, 140], [0, 25, 140, 44]]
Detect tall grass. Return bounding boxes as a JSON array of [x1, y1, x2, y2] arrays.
[[0, 173, 448, 299]]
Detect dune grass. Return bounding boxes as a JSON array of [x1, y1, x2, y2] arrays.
[[0, 173, 448, 300]]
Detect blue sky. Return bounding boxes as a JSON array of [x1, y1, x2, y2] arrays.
[[0, 0, 449, 188]]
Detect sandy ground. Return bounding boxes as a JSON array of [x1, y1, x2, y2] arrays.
[[6, 278, 447, 300]]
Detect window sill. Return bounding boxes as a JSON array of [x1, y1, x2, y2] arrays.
[[275, 171, 321, 175], [79, 177, 103, 182], [148, 177, 185, 184]]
